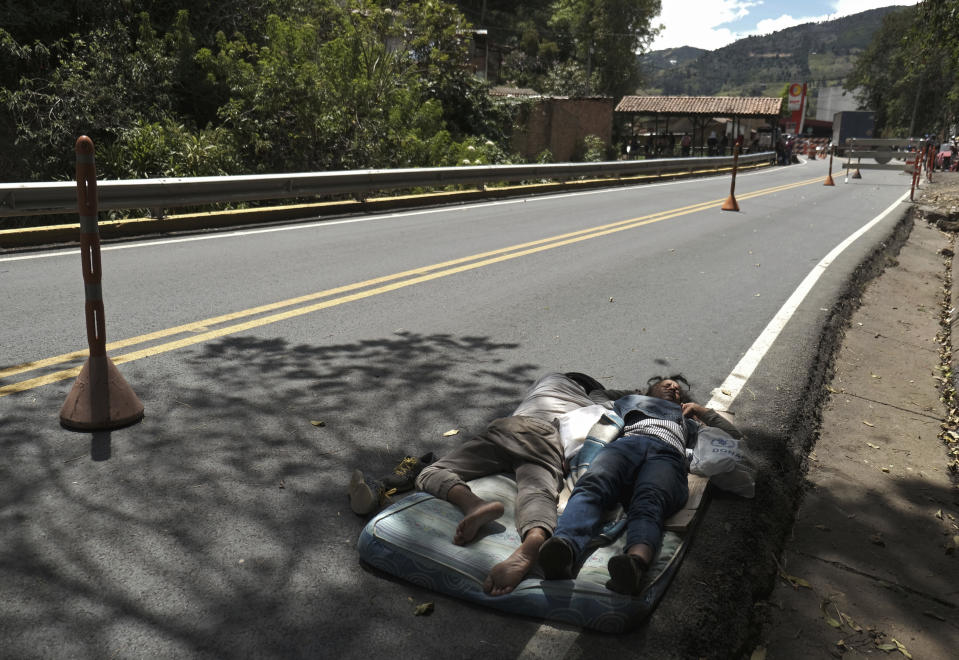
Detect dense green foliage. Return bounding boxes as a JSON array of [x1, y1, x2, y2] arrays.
[[846, 1, 958, 138], [456, 0, 661, 97], [640, 7, 898, 98], [0, 1, 514, 182], [0, 0, 663, 185]]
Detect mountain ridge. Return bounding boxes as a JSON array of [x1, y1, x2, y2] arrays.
[[638, 5, 905, 99]]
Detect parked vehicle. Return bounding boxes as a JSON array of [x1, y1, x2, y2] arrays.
[[832, 111, 875, 156], [937, 142, 954, 171]]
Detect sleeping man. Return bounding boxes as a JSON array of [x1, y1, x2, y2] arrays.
[[538, 377, 742, 595], [414, 372, 630, 596]]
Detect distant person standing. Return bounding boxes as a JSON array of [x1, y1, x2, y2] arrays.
[[680, 132, 691, 157], [707, 131, 718, 156]]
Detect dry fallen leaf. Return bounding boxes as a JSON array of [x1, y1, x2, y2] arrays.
[[892, 638, 913, 659], [779, 569, 811, 589], [880, 466, 890, 473], [820, 599, 842, 629], [414, 601, 434, 616], [839, 612, 862, 633], [863, 420, 875, 427], [867, 442, 880, 449], [310, 420, 326, 427], [936, 509, 943, 520], [721, 388, 732, 396], [442, 429, 459, 437]]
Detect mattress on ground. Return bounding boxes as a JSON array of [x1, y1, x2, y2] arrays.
[[357, 474, 689, 633]]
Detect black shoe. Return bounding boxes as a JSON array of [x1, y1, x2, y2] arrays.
[[539, 536, 576, 580], [605, 554, 648, 596], [380, 452, 436, 493], [348, 469, 392, 516]]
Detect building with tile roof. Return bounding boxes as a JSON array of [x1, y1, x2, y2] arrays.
[[615, 96, 784, 157]]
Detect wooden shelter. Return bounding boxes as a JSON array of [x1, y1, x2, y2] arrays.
[[615, 96, 783, 156]]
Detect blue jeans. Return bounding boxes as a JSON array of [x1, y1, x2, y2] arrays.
[[554, 434, 689, 561]]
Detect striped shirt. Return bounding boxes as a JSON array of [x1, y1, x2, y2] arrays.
[[622, 416, 687, 457]]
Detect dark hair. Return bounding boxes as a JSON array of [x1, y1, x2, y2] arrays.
[[645, 374, 692, 403]]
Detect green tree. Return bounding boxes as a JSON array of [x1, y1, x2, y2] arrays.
[[0, 0, 514, 186], [846, 3, 956, 137]]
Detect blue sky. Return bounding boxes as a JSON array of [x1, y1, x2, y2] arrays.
[[651, 0, 920, 51]]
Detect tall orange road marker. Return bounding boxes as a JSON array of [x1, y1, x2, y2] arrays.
[[59, 136, 144, 431]]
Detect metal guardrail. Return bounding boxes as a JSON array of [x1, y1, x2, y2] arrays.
[[0, 153, 774, 219], [841, 138, 920, 170]]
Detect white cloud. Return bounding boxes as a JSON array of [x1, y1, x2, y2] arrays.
[[753, 13, 826, 35], [752, 2, 918, 37], [650, 0, 919, 52], [650, 1, 761, 51]]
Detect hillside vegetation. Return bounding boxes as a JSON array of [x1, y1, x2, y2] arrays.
[[0, 0, 663, 186], [638, 6, 899, 98]]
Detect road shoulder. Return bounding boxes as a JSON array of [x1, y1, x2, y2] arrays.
[[756, 180, 959, 658]]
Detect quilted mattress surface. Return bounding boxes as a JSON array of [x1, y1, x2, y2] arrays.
[[357, 474, 686, 632]]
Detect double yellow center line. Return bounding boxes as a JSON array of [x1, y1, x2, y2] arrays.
[[1, 175, 824, 397]]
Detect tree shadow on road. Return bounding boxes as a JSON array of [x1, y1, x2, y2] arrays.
[[0, 330, 567, 659]]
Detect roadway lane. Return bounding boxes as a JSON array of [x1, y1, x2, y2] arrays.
[[0, 158, 918, 658]]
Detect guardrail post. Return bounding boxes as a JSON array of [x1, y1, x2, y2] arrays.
[[60, 136, 144, 432], [722, 140, 741, 212], [824, 146, 835, 186]]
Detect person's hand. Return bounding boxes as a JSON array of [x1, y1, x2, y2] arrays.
[[682, 402, 709, 419]]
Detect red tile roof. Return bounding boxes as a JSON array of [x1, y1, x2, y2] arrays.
[[615, 96, 783, 117]]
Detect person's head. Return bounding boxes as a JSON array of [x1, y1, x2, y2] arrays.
[[645, 374, 691, 403]]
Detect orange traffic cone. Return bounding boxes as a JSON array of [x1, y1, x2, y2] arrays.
[[60, 356, 144, 431]]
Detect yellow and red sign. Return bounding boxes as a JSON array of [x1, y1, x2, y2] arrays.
[[788, 83, 804, 112]]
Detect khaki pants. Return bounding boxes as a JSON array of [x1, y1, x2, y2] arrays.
[[415, 416, 565, 538]]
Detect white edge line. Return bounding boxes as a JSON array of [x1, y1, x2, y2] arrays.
[[520, 183, 905, 658], [0, 159, 790, 264], [706, 190, 911, 410]]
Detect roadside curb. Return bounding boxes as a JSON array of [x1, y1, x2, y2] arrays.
[[753, 184, 959, 657]]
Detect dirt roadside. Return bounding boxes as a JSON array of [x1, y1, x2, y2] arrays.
[[754, 173, 959, 659]]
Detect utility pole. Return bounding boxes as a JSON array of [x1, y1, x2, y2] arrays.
[[909, 65, 925, 138]]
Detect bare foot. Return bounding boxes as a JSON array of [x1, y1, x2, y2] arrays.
[[483, 546, 535, 596], [453, 500, 504, 545]]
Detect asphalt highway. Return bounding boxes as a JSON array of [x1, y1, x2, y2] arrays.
[[0, 157, 917, 658]]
